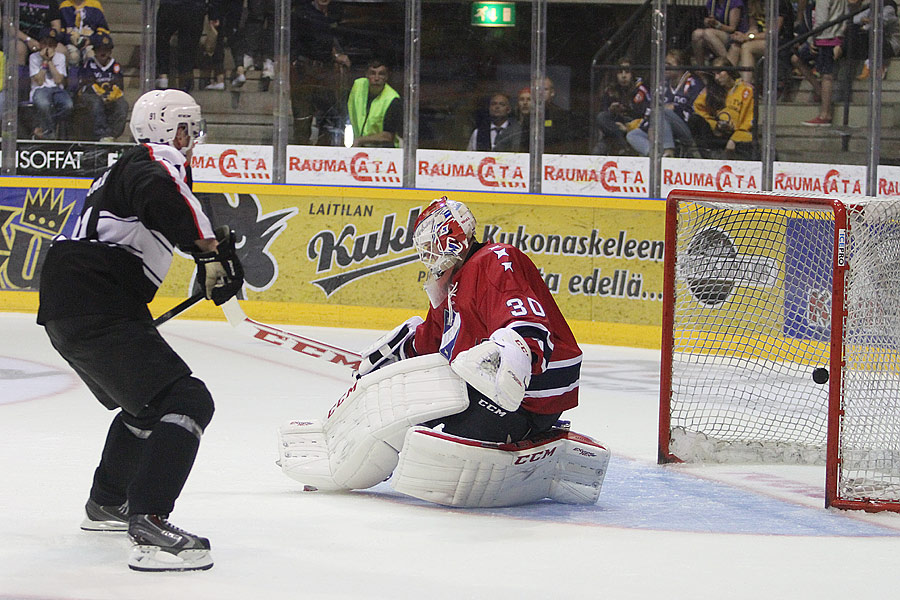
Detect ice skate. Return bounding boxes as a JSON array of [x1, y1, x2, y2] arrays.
[[127, 514, 213, 572], [80, 498, 128, 532]]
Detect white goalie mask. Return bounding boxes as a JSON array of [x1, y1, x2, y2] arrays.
[[413, 196, 476, 307], [129, 90, 207, 156]]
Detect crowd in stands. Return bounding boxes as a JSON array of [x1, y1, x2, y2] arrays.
[[590, 0, 899, 158], [5, 0, 897, 154], [12, 0, 122, 140]]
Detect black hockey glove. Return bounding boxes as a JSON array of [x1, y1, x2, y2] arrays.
[[194, 226, 245, 306]]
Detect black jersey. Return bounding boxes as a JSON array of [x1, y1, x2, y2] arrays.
[[37, 143, 214, 324]]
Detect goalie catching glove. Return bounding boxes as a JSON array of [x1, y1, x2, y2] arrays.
[[193, 225, 244, 306], [450, 327, 532, 412]]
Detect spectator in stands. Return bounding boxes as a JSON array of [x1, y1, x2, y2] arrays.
[[77, 32, 126, 141], [59, 0, 110, 69], [29, 28, 72, 140], [467, 93, 523, 152], [347, 59, 401, 147], [542, 76, 582, 154], [692, 0, 749, 66], [593, 58, 650, 155], [727, 0, 794, 85], [790, 21, 820, 102], [626, 49, 704, 157], [200, 0, 244, 90], [796, 0, 847, 126], [848, 0, 900, 80], [237, 0, 275, 90], [17, 1, 63, 66], [156, 0, 220, 92], [516, 86, 532, 151], [291, 0, 352, 145], [689, 57, 754, 158]]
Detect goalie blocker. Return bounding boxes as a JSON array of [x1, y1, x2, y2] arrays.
[[278, 353, 609, 507]]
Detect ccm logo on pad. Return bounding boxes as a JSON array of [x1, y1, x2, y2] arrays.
[[514, 447, 557, 465]]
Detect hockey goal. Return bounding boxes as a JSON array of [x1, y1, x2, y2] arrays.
[[659, 189, 900, 511]]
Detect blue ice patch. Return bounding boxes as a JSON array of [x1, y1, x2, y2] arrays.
[[369, 456, 900, 537]]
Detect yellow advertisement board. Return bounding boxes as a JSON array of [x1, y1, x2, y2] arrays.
[[0, 179, 666, 348]]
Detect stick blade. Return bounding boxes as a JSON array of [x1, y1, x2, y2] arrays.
[[221, 299, 362, 376]]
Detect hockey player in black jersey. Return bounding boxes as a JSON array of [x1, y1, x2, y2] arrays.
[[37, 89, 243, 572]]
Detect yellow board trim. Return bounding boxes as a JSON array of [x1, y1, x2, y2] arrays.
[[191, 181, 666, 213]]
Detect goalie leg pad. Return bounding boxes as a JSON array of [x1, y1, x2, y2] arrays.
[[277, 420, 342, 491], [391, 427, 609, 507], [279, 354, 469, 491], [278, 418, 404, 493], [548, 431, 611, 505]]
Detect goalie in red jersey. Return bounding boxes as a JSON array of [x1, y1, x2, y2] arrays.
[[277, 197, 609, 507], [397, 196, 584, 443]]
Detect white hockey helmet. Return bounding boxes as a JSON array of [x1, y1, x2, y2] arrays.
[[413, 196, 476, 306], [129, 89, 206, 156]]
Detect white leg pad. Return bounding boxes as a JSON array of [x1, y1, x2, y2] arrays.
[[277, 419, 340, 491], [279, 354, 469, 491], [391, 427, 610, 507]]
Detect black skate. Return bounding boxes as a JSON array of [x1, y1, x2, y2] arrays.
[[127, 514, 213, 572], [80, 499, 128, 532]]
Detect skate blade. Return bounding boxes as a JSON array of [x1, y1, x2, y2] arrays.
[[128, 545, 213, 572], [80, 517, 127, 532]]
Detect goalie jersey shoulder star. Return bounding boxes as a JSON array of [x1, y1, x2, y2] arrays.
[[488, 244, 514, 272]]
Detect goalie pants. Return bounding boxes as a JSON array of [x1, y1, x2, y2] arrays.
[[425, 386, 561, 444], [44, 314, 214, 515]]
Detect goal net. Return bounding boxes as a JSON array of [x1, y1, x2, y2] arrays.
[[659, 190, 900, 511]]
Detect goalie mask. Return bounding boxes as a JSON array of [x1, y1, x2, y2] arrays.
[[129, 90, 207, 156], [413, 197, 476, 307]]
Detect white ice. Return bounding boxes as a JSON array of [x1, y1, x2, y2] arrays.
[[3, 310, 900, 600]]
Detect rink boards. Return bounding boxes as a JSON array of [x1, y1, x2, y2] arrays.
[[0, 176, 665, 348]]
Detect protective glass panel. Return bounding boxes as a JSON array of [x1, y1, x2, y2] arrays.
[[291, 0, 404, 148], [419, 0, 531, 153]]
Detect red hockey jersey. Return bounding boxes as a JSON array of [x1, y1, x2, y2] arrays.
[[411, 241, 582, 414]]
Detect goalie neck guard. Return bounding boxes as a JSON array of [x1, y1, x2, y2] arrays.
[[413, 196, 476, 307]]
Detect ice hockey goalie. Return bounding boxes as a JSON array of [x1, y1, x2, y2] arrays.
[[276, 197, 609, 507]]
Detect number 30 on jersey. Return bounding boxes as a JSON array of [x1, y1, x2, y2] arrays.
[[506, 297, 545, 317]]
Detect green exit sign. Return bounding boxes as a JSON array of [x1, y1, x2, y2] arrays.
[[471, 2, 516, 27]]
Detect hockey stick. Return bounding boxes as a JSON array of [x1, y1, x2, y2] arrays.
[[152, 291, 206, 327], [220, 298, 362, 371]]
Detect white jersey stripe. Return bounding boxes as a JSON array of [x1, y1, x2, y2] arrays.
[[525, 381, 579, 398], [547, 356, 583, 369], [145, 144, 214, 240], [93, 213, 175, 287]]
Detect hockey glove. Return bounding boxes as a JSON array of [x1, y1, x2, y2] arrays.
[[194, 226, 244, 306], [450, 327, 533, 412], [356, 316, 424, 378]]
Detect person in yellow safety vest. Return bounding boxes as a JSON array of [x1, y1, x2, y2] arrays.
[[688, 56, 755, 159], [347, 59, 402, 147]]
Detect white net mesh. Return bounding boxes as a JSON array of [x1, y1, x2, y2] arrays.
[[668, 201, 832, 464], [665, 194, 900, 505], [840, 201, 900, 502]]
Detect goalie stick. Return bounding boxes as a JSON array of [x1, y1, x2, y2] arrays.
[[220, 298, 362, 371]]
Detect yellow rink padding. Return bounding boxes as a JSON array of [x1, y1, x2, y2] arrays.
[[0, 178, 667, 349]]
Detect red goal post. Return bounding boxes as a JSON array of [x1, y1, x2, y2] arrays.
[[658, 189, 900, 512]]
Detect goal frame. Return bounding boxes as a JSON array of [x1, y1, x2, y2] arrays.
[[657, 189, 900, 512]]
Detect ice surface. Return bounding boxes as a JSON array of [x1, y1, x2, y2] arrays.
[[3, 310, 900, 600]]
